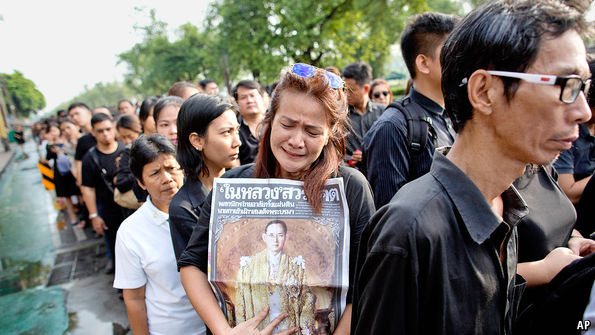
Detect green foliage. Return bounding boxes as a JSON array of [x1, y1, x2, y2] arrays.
[[0, 71, 46, 117], [52, 81, 137, 113], [119, 9, 219, 95]]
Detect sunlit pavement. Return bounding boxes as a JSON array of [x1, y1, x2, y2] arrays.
[[0, 138, 130, 334]]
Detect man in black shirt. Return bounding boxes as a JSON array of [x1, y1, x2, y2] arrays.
[[364, 13, 458, 208], [81, 113, 125, 270], [342, 61, 385, 172], [69, 102, 97, 186], [233, 80, 266, 165], [352, 1, 592, 334]]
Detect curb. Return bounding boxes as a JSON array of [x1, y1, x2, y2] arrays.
[[0, 150, 16, 181]]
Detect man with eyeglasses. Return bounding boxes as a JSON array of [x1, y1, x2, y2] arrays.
[[352, 1, 591, 334], [342, 61, 385, 172], [364, 13, 459, 208]]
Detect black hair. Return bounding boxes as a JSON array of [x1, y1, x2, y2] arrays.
[[232, 80, 264, 100], [401, 12, 459, 79], [153, 96, 183, 124], [67, 102, 91, 113], [264, 219, 287, 234], [139, 96, 160, 124], [90, 112, 112, 128], [198, 78, 216, 90], [441, 0, 589, 132], [167, 81, 199, 98], [58, 117, 76, 126], [342, 62, 373, 86], [116, 114, 142, 133], [129, 134, 177, 183], [118, 99, 134, 107], [177, 94, 235, 179]]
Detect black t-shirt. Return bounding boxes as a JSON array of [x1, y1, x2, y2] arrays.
[[75, 133, 97, 161], [237, 116, 260, 165], [81, 143, 125, 217]]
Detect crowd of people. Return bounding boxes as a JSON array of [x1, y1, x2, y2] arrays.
[[23, 0, 595, 334]]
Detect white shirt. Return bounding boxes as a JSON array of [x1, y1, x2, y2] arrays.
[[114, 198, 205, 335]]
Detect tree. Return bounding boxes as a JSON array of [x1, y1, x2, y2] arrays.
[[119, 9, 219, 95], [0, 71, 46, 117], [208, 0, 430, 82]]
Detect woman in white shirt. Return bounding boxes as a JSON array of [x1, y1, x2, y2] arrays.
[[113, 134, 206, 335]]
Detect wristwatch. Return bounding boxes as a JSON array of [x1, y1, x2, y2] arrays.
[[89, 213, 98, 219]]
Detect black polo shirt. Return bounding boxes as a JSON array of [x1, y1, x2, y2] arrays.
[[237, 115, 260, 165], [352, 151, 528, 334]]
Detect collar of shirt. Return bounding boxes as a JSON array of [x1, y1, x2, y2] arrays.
[[183, 177, 208, 210], [430, 151, 528, 244], [348, 100, 378, 116], [409, 86, 445, 117], [142, 195, 169, 226]]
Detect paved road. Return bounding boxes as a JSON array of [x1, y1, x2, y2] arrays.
[[0, 138, 130, 334]]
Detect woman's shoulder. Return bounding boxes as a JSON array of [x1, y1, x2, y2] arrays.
[[221, 163, 255, 178], [337, 165, 369, 186]]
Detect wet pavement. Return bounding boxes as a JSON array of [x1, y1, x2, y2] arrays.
[[0, 139, 130, 334]]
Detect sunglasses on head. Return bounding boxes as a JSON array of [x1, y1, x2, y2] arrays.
[[291, 63, 344, 89], [373, 91, 390, 99]]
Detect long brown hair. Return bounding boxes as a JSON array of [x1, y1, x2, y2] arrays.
[[253, 66, 348, 213]]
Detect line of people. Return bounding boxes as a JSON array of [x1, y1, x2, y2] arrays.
[[29, 0, 595, 334]]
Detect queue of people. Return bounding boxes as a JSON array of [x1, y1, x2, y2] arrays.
[[28, 0, 595, 334]]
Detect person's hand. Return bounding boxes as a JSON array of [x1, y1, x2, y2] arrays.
[[568, 236, 595, 256], [224, 306, 298, 335], [351, 150, 363, 163], [115, 156, 121, 168], [91, 216, 108, 235], [541, 247, 581, 283]]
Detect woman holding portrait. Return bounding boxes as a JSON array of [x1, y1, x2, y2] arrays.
[[179, 64, 375, 335]]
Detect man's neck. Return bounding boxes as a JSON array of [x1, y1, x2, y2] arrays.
[[353, 96, 369, 115], [412, 79, 444, 107], [446, 125, 525, 208], [81, 123, 92, 133], [241, 112, 263, 137], [96, 141, 118, 154]]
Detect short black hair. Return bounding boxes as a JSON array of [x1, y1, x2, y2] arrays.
[[116, 114, 142, 133], [198, 78, 216, 90], [232, 80, 264, 100], [90, 112, 112, 128], [264, 220, 287, 234], [129, 134, 177, 183], [153, 96, 184, 124], [401, 12, 459, 79], [177, 94, 235, 179], [342, 62, 373, 86], [139, 96, 160, 124], [67, 102, 91, 113], [441, 0, 590, 132], [167, 82, 199, 98]]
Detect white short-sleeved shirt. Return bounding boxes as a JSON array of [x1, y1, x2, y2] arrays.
[[114, 198, 205, 335]]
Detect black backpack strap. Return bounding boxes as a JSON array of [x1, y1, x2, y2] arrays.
[[88, 147, 114, 194], [387, 98, 437, 155]]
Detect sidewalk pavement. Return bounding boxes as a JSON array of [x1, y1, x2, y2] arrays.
[[0, 147, 15, 179]]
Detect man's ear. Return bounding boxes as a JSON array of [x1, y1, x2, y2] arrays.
[[467, 70, 497, 116], [363, 83, 370, 95], [415, 54, 431, 75], [136, 177, 147, 190], [262, 233, 267, 243], [189, 132, 204, 151]]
